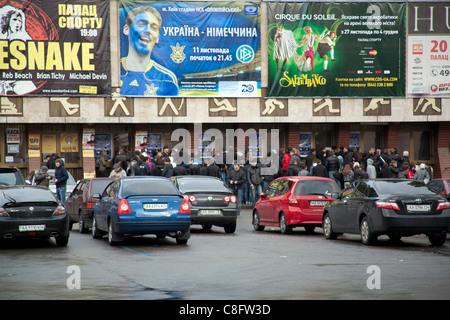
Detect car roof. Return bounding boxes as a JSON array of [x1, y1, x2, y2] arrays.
[[0, 185, 51, 191], [278, 176, 335, 181], [173, 176, 222, 181]]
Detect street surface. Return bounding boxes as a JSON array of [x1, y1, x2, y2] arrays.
[[0, 207, 449, 300]]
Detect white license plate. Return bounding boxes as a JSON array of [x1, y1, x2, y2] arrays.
[[310, 201, 328, 207], [19, 225, 46, 232], [406, 204, 431, 212], [200, 210, 222, 216], [143, 203, 168, 210]]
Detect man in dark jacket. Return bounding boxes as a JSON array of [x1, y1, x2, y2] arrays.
[[53, 159, 69, 204], [227, 162, 247, 215], [312, 158, 328, 178], [206, 158, 221, 178], [247, 159, 262, 207], [325, 150, 340, 183], [162, 157, 174, 177]]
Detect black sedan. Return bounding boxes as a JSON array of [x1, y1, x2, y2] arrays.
[[322, 179, 450, 246], [170, 176, 238, 233], [0, 186, 70, 246]]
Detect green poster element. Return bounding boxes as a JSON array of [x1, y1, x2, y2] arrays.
[[267, 2, 406, 97]]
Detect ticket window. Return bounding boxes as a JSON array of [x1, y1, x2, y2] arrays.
[[4, 128, 26, 166]]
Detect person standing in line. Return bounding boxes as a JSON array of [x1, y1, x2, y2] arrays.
[[227, 161, 246, 216], [413, 163, 430, 183]]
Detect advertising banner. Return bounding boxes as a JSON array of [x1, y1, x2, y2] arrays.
[[267, 2, 405, 97], [119, 1, 261, 97], [407, 2, 450, 97], [0, 0, 110, 96]]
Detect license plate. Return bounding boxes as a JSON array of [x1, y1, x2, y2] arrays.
[[19, 225, 46, 232], [200, 210, 222, 215], [143, 203, 168, 210], [406, 204, 431, 212], [310, 201, 328, 207]]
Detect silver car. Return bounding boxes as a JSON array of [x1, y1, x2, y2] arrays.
[[29, 169, 77, 200]]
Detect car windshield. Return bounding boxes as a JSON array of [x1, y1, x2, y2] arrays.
[[294, 180, 341, 196], [177, 178, 229, 193], [122, 179, 179, 197], [0, 187, 56, 205], [374, 180, 437, 195], [91, 180, 113, 194]]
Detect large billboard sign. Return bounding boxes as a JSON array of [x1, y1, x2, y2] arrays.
[[267, 2, 406, 97], [407, 2, 450, 97], [119, 1, 261, 97], [0, 0, 111, 96]]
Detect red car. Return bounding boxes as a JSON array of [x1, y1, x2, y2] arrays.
[[252, 176, 341, 234], [427, 179, 450, 200]]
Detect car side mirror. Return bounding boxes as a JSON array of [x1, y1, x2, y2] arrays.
[[331, 192, 340, 199], [93, 193, 101, 200]]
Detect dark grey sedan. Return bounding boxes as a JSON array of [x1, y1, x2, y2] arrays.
[[0, 185, 69, 246], [322, 179, 450, 246], [170, 176, 238, 233]]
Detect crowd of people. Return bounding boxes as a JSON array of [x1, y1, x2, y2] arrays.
[[95, 145, 432, 211]]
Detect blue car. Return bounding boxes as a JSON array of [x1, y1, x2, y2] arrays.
[[92, 176, 191, 246]]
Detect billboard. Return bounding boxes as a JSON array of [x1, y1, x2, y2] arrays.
[[407, 2, 450, 97], [0, 0, 111, 96], [119, 1, 261, 97], [267, 2, 406, 97]]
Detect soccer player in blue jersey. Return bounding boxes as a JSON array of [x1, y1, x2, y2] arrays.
[[121, 6, 178, 96]]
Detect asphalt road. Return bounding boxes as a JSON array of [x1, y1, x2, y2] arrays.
[[0, 207, 449, 300]]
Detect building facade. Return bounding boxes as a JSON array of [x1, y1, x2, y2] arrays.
[[0, 1, 449, 180]]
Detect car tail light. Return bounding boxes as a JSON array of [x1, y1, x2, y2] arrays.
[[118, 199, 132, 214], [183, 195, 197, 202], [179, 198, 190, 214], [0, 207, 9, 217], [437, 201, 450, 211], [53, 205, 66, 215], [224, 196, 237, 203], [376, 201, 400, 211], [86, 202, 96, 209], [288, 195, 298, 206]]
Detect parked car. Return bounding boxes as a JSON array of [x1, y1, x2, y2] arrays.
[[0, 167, 26, 186], [0, 185, 69, 246], [322, 179, 450, 246], [92, 176, 191, 246], [29, 169, 77, 200], [427, 179, 450, 200], [252, 176, 341, 234], [170, 176, 238, 233], [65, 178, 113, 233]]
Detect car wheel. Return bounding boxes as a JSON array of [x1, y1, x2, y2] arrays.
[[78, 212, 89, 234], [55, 235, 69, 247], [280, 213, 292, 234], [108, 220, 122, 246], [360, 216, 377, 245], [202, 224, 212, 231], [323, 214, 338, 240], [91, 216, 104, 239], [224, 223, 236, 234], [176, 238, 188, 245], [428, 232, 447, 246], [253, 211, 265, 232]]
